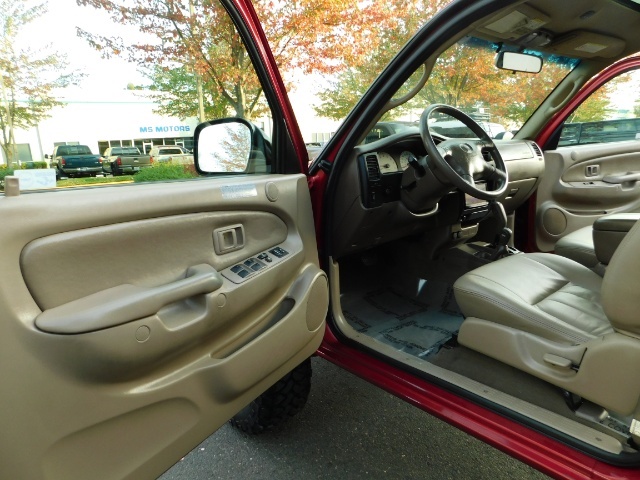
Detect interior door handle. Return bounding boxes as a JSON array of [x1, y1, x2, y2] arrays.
[[602, 172, 640, 184], [36, 264, 223, 334]]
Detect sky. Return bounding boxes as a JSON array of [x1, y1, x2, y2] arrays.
[[21, 0, 149, 97], [16, 0, 341, 140]]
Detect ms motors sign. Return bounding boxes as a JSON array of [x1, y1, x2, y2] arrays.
[[139, 125, 192, 134]]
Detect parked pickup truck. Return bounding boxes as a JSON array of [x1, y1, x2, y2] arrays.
[[48, 145, 103, 179], [148, 146, 193, 165], [102, 146, 152, 176]]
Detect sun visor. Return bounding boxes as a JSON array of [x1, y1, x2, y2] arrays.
[[478, 5, 550, 41], [547, 31, 625, 58]]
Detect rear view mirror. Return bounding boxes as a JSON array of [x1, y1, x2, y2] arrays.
[[495, 51, 542, 73]]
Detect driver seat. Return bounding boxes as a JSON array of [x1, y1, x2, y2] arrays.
[[453, 220, 640, 416]]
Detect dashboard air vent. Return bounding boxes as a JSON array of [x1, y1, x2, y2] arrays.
[[365, 154, 381, 181], [530, 142, 543, 158]]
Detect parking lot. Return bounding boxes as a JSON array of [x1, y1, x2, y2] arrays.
[[161, 357, 549, 480]]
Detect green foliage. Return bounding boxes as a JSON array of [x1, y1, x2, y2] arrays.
[[19, 161, 48, 169], [566, 74, 631, 124], [0, 164, 12, 178], [315, 69, 370, 120], [313, 4, 579, 129], [56, 176, 134, 188], [314, 0, 447, 120], [0, 164, 12, 191], [77, 0, 270, 119], [0, 0, 82, 165], [132, 163, 197, 183], [567, 96, 612, 123], [142, 65, 230, 121]]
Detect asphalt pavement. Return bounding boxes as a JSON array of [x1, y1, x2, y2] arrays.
[[160, 357, 550, 480]]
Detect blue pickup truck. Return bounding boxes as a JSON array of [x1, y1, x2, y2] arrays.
[[48, 145, 103, 179]]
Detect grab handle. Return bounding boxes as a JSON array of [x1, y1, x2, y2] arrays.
[[36, 264, 223, 334]]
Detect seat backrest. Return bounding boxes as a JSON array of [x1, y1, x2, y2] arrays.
[[602, 219, 640, 338]]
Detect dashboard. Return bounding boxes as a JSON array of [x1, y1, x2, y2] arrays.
[[330, 131, 546, 258]]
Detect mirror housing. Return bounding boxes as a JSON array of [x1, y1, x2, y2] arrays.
[[194, 118, 270, 174], [495, 51, 543, 74]]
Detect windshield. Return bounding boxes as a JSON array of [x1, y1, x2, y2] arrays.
[[380, 38, 578, 139]]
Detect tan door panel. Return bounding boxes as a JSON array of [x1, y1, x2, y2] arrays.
[[536, 143, 640, 251], [21, 211, 289, 310], [0, 174, 329, 480]]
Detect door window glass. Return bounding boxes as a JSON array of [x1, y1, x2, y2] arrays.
[[0, 0, 273, 194], [559, 70, 640, 146]]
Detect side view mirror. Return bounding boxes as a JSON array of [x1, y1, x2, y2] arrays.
[[495, 51, 543, 74], [194, 118, 270, 174]]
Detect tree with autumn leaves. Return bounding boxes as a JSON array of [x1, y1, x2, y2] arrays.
[[316, 33, 582, 129], [76, 0, 411, 121], [0, 0, 79, 166], [311, 3, 622, 129], [77, 0, 626, 129]]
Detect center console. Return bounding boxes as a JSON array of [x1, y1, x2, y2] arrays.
[[460, 183, 490, 224]]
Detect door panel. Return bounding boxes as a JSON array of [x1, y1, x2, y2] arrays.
[[0, 174, 328, 479], [535, 142, 640, 251]]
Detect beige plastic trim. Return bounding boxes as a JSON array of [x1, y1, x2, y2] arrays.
[[0, 174, 328, 480], [535, 145, 640, 252], [36, 264, 223, 334], [459, 318, 640, 415], [594, 213, 640, 232], [603, 172, 640, 184], [21, 210, 290, 310]]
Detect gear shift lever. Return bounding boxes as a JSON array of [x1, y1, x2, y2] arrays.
[[488, 201, 513, 259]]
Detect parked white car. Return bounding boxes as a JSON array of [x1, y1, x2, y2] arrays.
[[148, 146, 194, 164]]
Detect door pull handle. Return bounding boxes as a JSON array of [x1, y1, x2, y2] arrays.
[[36, 264, 223, 334]]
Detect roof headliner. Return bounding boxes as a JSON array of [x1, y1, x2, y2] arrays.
[[473, 0, 640, 63]]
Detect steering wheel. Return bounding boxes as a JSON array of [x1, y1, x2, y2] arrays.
[[419, 104, 508, 200]]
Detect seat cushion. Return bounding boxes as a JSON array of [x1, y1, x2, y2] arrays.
[[453, 252, 613, 344], [554, 226, 597, 268]]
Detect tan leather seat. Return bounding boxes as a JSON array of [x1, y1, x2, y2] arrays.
[[454, 252, 611, 344], [452, 221, 640, 415], [554, 226, 597, 268]]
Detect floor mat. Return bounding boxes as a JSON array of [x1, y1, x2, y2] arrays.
[[341, 280, 463, 359]]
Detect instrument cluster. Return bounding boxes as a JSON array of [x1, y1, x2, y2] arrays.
[[374, 151, 416, 174]]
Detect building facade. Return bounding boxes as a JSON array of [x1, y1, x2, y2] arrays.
[[4, 89, 199, 166]]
